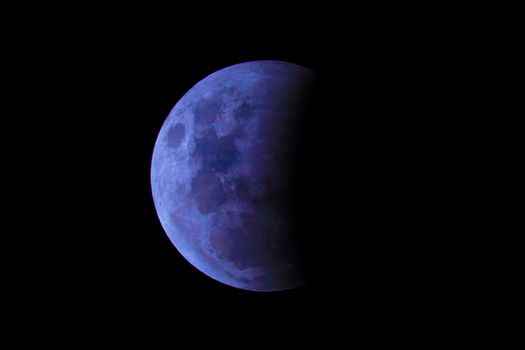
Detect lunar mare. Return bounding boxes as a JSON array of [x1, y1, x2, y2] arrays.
[[151, 61, 315, 291]]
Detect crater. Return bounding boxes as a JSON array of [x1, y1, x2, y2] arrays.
[[234, 101, 255, 120], [190, 171, 226, 214], [231, 177, 252, 201], [166, 123, 186, 148], [193, 96, 222, 124], [193, 130, 239, 173], [208, 212, 277, 270]]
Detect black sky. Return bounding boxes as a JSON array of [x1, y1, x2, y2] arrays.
[[3, 5, 475, 340]]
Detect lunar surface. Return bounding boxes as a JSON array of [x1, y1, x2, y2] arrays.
[[151, 61, 315, 291]]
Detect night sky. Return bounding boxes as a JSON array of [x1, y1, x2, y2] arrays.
[[4, 5, 468, 340]]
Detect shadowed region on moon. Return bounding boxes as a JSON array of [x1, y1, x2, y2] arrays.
[[151, 61, 316, 291]]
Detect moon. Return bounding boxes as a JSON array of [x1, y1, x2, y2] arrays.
[[151, 61, 315, 291]]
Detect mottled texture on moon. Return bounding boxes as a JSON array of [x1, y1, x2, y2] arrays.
[[151, 61, 315, 291]]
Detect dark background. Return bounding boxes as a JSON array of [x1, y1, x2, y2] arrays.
[[3, 6, 480, 339]]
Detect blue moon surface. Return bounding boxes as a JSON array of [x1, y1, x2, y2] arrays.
[[151, 61, 315, 291]]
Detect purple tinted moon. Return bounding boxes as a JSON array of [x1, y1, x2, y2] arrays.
[[151, 61, 315, 291]]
